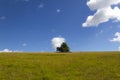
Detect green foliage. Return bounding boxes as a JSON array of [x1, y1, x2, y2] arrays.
[[57, 42, 70, 52], [0, 52, 120, 80]]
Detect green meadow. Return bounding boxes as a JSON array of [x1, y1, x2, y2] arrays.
[[0, 52, 120, 80]]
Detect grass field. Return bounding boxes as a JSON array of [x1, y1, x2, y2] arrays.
[[0, 52, 120, 80]]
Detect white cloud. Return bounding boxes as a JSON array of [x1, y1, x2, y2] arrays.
[[82, 0, 120, 27], [51, 36, 65, 49], [0, 49, 12, 52], [0, 48, 13, 52], [0, 48, 22, 53], [110, 32, 120, 42]]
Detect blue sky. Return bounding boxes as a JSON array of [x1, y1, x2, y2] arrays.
[[0, 0, 120, 52]]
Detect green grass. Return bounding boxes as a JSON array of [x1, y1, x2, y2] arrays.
[[0, 52, 120, 80]]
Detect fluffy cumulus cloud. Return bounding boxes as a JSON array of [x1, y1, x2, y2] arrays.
[[51, 37, 65, 49], [110, 32, 120, 42], [0, 49, 12, 52], [0, 49, 21, 53], [82, 0, 120, 27]]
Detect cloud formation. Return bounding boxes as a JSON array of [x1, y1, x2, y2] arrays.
[[0, 48, 22, 53], [110, 32, 120, 42], [51, 37, 65, 49], [82, 0, 120, 27], [0, 49, 12, 52]]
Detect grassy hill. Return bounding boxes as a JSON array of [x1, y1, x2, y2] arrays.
[[0, 52, 120, 80]]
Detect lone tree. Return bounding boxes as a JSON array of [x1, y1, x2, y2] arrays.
[[56, 42, 70, 52]]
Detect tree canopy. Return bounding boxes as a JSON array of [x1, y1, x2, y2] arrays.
[[56, 42, 70, 52]]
